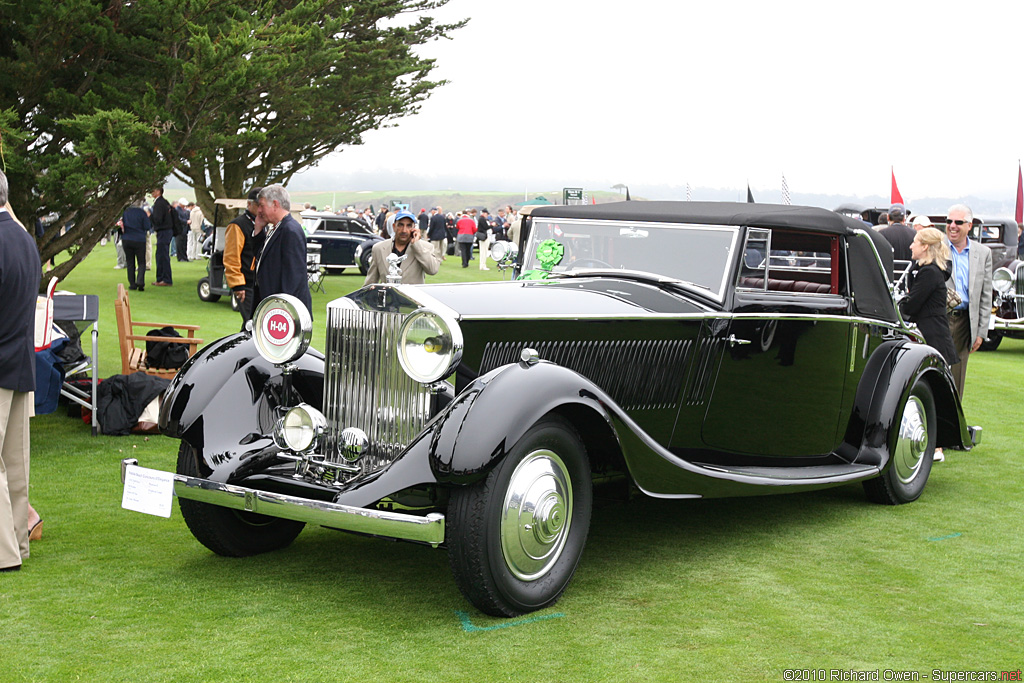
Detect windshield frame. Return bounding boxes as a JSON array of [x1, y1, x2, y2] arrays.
[[522, 217, 740, 302]]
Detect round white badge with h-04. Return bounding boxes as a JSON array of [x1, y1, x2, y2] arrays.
[[252, 294, 312, 365]]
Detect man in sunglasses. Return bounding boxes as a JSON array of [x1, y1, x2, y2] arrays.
[[945, 203, 992, 397]]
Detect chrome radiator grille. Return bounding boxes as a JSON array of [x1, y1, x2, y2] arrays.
[[323, 305, 432, 474]]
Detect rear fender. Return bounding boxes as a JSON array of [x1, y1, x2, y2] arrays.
[[158, 332, 324, 481], [843, 340, 968, 467]]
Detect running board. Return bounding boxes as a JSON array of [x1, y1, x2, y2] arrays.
[[692, 462, 879, 485]]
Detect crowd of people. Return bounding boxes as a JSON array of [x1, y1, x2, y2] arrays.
[[880, 202, 995, 462], [352, 203, 523, 281]]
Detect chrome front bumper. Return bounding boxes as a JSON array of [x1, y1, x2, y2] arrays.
[[120, 459, 445, 547], [992, 316, 1024, 333]]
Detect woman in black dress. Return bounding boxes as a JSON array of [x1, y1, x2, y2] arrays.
[[899, 227, 958, 461]]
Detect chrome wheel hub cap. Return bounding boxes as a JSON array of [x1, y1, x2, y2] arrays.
[[500, 450, 573, 581], [894, 395, 928, 484]]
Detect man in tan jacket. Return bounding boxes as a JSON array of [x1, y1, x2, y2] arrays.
[[363, 210, 440, 285]]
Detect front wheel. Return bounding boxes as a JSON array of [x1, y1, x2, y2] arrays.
[[176, 442, 305, 556], [446, 414, 592, 616], [358, 248, 372, 276], [863, 380, 936, 505], [197, 277, 220, 302]]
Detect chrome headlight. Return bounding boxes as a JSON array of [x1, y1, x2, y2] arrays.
[[274, 403, 326, 453], [993, 267, 1014, 295], [397, 308, 463, 384], [252, 294, 312, 365], [490, 240, 519, 265]]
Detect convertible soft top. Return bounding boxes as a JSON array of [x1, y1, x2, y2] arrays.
[[532, 201, 864, 235], [532, 200, 898, 322]]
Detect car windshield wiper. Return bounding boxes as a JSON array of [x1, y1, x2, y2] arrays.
[[548, 268, 712, 293]]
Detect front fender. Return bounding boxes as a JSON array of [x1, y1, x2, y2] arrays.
[[844, 340, 969, 467], [331, 359, 621, 509], [158, 332, 324, 481], [430, 360, 619, 483]]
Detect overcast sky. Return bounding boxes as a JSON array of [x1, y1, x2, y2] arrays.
[[310, 0, 1024, 203]]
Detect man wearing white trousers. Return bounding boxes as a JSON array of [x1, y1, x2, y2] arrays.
[[477, 208, 492, 271], [187, 201, 205, 260], [0, 169, 40, 572]]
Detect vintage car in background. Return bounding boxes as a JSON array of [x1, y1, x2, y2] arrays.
[[300, 211, 382, 275], [834, 202, 894, 228], [972, 217, 1022, 350], [123, 201, 977, 617]]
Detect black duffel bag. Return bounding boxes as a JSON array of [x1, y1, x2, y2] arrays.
[[146, 326, 189, 370]]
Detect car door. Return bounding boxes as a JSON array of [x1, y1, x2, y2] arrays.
[[309, 218, 356, 268], [697, 229, 852, 457]]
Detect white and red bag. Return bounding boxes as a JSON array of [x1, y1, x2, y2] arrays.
[[34, 276, 58, 351]]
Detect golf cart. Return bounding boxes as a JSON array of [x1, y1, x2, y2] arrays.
[[197, 198, 246, 311]]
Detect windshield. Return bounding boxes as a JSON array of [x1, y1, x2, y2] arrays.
[[301, 216, 322, 235], [521, 218, 739, 300]]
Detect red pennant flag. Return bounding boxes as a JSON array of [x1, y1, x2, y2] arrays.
[[1015, 161, 1023, 225], [890, 167, 904, 205]]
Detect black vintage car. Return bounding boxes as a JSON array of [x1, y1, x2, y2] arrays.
[[300, 211, 382, 275], [122, 201, 977, 617], [972, 218, 1022, 350]]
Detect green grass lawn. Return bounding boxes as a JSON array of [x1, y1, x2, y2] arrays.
[[3, 242, 1022, 682]]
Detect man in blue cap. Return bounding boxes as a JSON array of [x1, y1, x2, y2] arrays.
[[363, 209, 441, 285]]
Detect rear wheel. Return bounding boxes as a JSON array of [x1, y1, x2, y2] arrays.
[[359, 248, 372, 276], [176, 442, 305, 556], [447, 414, 592, 616], [864, 380, 936, 505], [197, 277, 220, 302]]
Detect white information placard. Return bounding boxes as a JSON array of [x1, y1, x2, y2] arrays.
[[121, 465, 175, 518]]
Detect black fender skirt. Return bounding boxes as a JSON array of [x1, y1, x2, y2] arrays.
[[840, 339, 971, 468]]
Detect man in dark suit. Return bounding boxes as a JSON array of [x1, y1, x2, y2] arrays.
[[0, 169, 42, 572], [417, 208, 429, 236], [174, 198, 191, 262], [879, 203, 915, 262], [427, 205, 447, 260], [150, 187, 174, 285], [253, 184, 312, 317]]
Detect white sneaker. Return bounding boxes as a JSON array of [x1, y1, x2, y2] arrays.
[[933, 448, 944, 462]]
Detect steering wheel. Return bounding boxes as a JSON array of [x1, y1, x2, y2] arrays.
[[566, 258, 613, 269]]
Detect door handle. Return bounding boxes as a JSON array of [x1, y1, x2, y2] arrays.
[[727, 334, 751, 347]]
